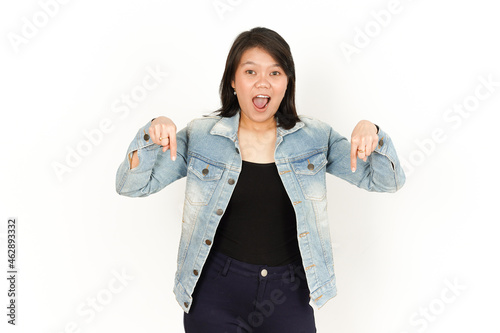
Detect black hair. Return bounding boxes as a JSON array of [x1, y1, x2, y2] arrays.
[[210, 27, 300, 130]]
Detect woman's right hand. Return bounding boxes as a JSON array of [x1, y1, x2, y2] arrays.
[[149, 116, 177, 160]]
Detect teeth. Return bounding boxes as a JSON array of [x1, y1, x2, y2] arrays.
[[256, 95, 270, 98]]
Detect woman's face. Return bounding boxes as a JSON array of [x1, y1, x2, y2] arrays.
[[231, 47, 288, 128]]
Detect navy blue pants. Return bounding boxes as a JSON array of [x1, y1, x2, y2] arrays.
[[184, 250, 316, 332]]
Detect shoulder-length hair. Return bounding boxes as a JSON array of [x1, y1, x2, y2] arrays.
[[211, 27, 300, 130]]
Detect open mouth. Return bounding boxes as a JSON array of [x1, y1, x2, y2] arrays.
[[252, 95, 270, 110]]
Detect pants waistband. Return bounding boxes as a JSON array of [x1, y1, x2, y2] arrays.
[[206, 250, 304, 281]]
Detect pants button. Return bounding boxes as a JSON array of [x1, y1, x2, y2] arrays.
[[261, 269, 268, 277]]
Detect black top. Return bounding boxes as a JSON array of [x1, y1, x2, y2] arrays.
[[211, 160, 301, 266]]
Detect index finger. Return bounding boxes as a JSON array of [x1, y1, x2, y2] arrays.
[[168, 128, 177, 161], [350, 141, 358, 172]]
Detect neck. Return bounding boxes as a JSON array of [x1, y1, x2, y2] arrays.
[[239, 114, 277, 133]]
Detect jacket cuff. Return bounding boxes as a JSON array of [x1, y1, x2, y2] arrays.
[[371, 127, 406, 191], [126, 120, 160, 173]]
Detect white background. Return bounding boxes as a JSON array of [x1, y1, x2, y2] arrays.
[[1, 0, 499, 332]]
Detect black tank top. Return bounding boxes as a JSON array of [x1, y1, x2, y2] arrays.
[[211, 160, 301, 266]]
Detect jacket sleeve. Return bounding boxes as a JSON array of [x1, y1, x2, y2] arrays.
[[115, 119, 189, 197], [325, 126, 406, 192]]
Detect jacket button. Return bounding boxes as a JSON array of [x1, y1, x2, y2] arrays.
[[216, 209, 224, 215], [205, 239, 212, 245], [193, 269, 199, 276], [378, 138, 384, 147], [228, 178, 235, 185], [202, 168, 209, 176], [143, 133, 150, 141], [184, 302, 189, 308], [307, 163, 314, 170]]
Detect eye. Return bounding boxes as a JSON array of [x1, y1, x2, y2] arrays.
[[245, 70, 255, 75], [270, 71, 281, 76]]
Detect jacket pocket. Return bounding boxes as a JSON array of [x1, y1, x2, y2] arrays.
[[291, 152, 327, 201], [185, 155, 224, 205]]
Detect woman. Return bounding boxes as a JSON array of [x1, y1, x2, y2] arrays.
[[116, 27, 405, 333]]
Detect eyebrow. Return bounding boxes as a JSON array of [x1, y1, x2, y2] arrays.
[[240, 61, 281, 68]]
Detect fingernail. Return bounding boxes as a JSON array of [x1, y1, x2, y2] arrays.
[[172, 156, 176, 161], [351, 167, 356, 173]]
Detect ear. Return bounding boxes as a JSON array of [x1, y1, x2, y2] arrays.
[[231, 80, 235, 89]]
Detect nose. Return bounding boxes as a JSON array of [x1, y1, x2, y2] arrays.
[[255, 74, 270, 88]]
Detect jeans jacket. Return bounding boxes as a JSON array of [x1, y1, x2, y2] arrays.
[[115, 111, 406, 313]]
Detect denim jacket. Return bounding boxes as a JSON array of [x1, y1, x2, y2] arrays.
[[115, 111, 406, 313]]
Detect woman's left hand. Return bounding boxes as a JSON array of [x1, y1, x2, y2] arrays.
[[350, 120, 379, 172]]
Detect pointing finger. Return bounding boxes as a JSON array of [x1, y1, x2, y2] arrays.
[[350, 142, 358, 172], [169, 129, 177, 161]]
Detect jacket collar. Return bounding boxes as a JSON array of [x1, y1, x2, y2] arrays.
[[210, 111, 304, 141]]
